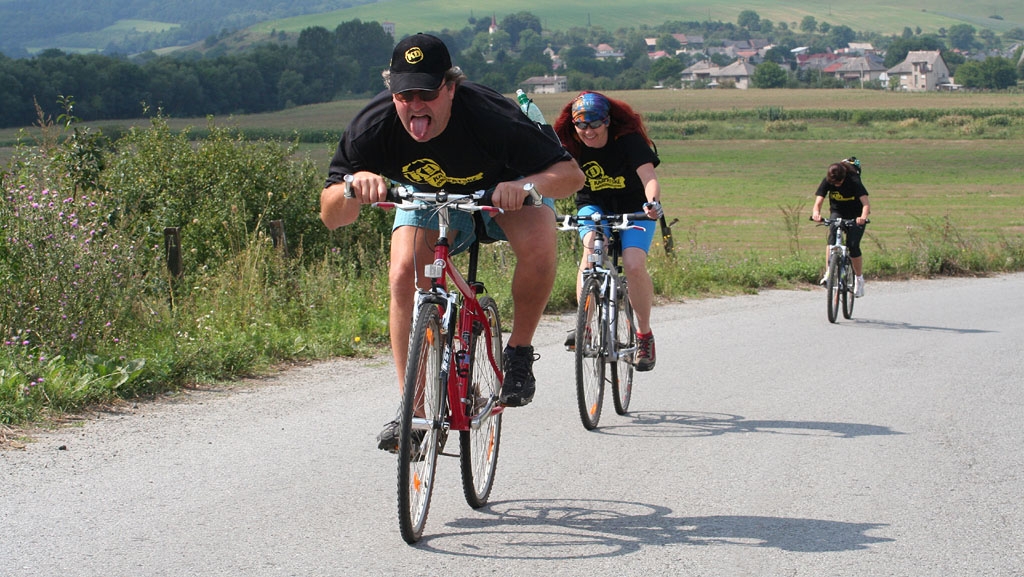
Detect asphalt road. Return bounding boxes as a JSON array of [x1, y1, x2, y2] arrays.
[[3, 274, 1023, 576]]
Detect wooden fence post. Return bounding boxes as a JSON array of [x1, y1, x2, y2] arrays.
[[164, 227, 182, 279], [269, 219, 287, 254]]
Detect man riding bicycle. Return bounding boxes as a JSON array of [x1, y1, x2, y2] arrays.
[[319, 33, 584, 451], [811, 161, 871, 297]]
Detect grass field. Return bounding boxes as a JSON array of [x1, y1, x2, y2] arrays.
[[655, 139, 1024, 258], [4, 89, 1022, 261]]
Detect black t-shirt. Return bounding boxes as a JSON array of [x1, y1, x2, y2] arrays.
[[573, 132, 660, 214], [815, 171, 869, 219], [325, 82, 572, 192]]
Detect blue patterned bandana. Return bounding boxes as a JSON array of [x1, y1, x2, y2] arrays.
[[572, 92, 610, 123]]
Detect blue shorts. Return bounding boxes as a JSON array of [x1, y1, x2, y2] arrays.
[[576, 205, 656, 253], [393, 196, 557, 255]]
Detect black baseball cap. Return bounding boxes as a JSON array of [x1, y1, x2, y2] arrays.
[[389, 33, 452, 94]]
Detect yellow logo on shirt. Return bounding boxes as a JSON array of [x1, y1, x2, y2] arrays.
[[402, 158, 483, 188], [830, 191, 856, 202], [581, 161, 625, 191]]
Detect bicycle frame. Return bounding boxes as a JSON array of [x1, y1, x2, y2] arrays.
[[559, 213, 649, 361], [357, 178, 540, 543], [818, 216, 869, 323], [829, 222, 850, 288], [822, 217, 864, 291], [381, 191, 505, 433]]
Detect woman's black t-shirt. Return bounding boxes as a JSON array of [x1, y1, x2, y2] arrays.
[[815, 172, 869, 219], [573, 132, 659, 214]]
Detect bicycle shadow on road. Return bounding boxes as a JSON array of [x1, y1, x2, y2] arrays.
[[592, 411, 903, 439], [838, 318, 994, 334], [418, 498, 892, 559]]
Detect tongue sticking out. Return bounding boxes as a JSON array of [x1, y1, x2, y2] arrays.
[[410, 116, 431, 140]]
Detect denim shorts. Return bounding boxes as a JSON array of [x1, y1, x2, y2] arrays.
[[393, 196, 557, 255], [575, 205, 656, 253]]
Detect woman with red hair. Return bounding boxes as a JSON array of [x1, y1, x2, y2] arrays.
[[552, 91, 663, 371]]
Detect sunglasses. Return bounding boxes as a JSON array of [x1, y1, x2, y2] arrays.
[[574, 118, 609, 130], [394, 85, 445, 103]]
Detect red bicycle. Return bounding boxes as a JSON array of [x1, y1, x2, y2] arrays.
[[354, 177, 540, 543]]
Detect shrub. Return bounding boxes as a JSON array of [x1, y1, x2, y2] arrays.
[[764, 120, 808, 133]]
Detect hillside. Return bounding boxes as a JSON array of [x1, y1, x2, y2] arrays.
[[253, 0, 1024, 40], [2, 0, 1023, 58]]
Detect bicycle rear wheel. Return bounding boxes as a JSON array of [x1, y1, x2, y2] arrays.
[[611, 278, 635, 415], [397, 302, 445, 544], [575, 277, 605, 430], [460, 296, 503, 509], [826, 253, 840, 324], [842, 258, 855, 319]]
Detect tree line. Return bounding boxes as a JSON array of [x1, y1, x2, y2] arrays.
[[1, 12, 1021, 129], [0, 19, 394, 129]]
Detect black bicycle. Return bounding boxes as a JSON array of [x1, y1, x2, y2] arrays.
[[817, 217, 868, 323], [557, 211, 652, 430]]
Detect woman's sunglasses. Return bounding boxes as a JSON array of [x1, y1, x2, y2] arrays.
[[394, 86, 445, 103], [574, 118, 609, 130]]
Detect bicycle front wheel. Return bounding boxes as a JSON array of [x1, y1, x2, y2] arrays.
[[397, 302, 445, 544], [826, 253, 840, 324], [575, 277, 605, 430], [842, 259, 855, 319], [460, 296, 503, 509], [611, 278, 635, 415]]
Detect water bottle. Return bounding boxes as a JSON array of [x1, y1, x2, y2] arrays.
[[515, 89, 547, 124]]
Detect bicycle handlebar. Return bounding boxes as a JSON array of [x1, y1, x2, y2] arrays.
[[343, 174, 542, 212], [812, 216, 870, 227], [555, 211, 654, 232]]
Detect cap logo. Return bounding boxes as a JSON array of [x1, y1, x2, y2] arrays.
[[404, 47, 424, 65]]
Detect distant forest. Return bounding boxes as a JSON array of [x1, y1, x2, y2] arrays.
[[0, 20, 395, 128]]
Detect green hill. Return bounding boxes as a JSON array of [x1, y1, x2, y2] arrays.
[[251, 0, 1024, 39], [4, 0, 1022, 57]]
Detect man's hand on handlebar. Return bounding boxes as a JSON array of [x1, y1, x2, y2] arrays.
[[491, 181, 540, 212], [343, 172, 391, 204]]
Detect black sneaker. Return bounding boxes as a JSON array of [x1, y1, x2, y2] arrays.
[[376, 419, 426, 455], [564, 330, 575, 351], [500, 345, 537, 407], [377, 419, 401, 453]]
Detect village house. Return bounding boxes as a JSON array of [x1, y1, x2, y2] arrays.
[[823, 55, 888, 86], [680, 58, 755, 89], [713, 58, 756, 89], [680, 59, 716, 85], [886, 50, 950, 91], [593, 43, 624, 61], [520, 75, 568, 94]]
